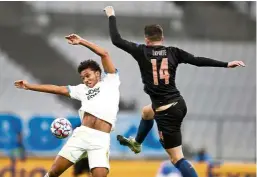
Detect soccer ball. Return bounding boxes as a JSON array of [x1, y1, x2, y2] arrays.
[[50, 118, 72, 139]]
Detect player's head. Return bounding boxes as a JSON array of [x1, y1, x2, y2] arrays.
[[78, 60, 102, 88], [144, 24, 164, 45]]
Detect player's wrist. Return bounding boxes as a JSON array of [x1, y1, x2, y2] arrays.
[[226, 62, 230, 68], [25, 83, 31, 90], [78, 38, 86, 45], [108, 14, 115, 18]]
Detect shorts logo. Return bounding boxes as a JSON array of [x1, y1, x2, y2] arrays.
[[158, 131, 164, 141], [106, 149, 109, 159], [106, 150, 110, 163]]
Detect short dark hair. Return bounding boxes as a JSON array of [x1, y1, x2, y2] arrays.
[[77, 59, 102, 74], [144, 24, 163, 41]]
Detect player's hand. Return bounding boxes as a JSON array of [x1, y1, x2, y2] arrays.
[[65, 34, 82, 45], [104, 6, 115, 17], [14, 80, 29, 90], [227, 61, 245, 68]]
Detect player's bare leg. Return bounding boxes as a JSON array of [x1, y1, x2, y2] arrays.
[[44, 155, 73, 177], [91, 167, 108, 177], [117, 104, 154, 153], [166, 146, 198, 177], [165, 146, 184, 164]]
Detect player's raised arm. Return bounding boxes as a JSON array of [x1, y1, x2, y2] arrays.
[[104, 6, 139, 54], [176, 47, 245, 68], [14, 80, 70, 96], [65, 34, 116, 74]]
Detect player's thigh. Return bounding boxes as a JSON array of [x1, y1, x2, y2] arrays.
[[56, 129, 88, 176], [49, 155, 74, 177], [87, 148, 110, 177], [73, 159, 84, 176], [165, 145, 184, 164], [142, 104, 155, 120], [74, 157, 90, 176], [154, 97, 187, 150]]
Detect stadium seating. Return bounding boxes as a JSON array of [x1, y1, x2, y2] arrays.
[[26, 1, 182, 18], [0, 50, 76, 117]]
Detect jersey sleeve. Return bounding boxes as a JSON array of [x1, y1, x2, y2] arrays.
[[175, 47, 228, 67], [174, 47, 195, 64], [103, 69, 121, 87], [67, 84, 85, 101], [109, 16, 142, 55]]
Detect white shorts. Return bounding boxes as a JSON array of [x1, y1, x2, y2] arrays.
[[58, 126, 110, 170]]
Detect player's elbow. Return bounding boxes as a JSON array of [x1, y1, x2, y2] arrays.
[[58, 86, 69, 97], [111, 35, 122, 46], [111, 38, 119, 45], [101, 51, 110, 58], [112, 40, 122, 47]]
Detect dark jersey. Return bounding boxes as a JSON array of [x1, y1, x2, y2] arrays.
[[108, 16, 228, 108]]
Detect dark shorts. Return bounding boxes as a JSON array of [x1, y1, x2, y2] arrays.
[[74, 157, 90, 175], [154, 96, 187, 149]]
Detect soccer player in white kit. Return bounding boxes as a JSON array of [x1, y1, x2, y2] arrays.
[[14, 34, 120, 177]]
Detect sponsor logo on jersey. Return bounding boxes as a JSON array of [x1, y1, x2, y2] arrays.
[[86, 87, 100, 100]]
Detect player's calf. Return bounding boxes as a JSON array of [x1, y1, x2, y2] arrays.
[[165, 145, 198, 177], [46, 171, 59, 177], [134, 105, 154, 144], [46, 156, 74, 177]]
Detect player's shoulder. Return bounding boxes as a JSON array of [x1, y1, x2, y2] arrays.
[[68, 83, 85, 89], [166, 45, 179, 51], [135, 43, 145, 47], [71, 84, 87, 91], [104, 69, 119, 77], [134, 43, 146, 50], [165, 46, 182, 56], [76, 83, 86, 88], [102, 69, 120, 84]]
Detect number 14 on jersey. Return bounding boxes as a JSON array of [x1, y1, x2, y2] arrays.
[[151, 58, 170, 85]]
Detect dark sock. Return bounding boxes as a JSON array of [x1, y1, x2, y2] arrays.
[[174, 158, 198, 177], [135, 118, 154, 144]]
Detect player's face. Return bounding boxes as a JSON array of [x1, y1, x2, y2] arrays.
[[80, 68, 100, 88]]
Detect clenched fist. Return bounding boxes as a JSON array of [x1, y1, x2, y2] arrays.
[[65, 34, 83, 45], [104, 6, 115, 17], [14, 80, 29, 90]]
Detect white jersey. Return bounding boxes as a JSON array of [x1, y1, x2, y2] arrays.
[[67, 72, 120, 129]]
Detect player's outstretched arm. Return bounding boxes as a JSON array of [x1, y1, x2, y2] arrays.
[[14, 80, 69, 96], [65, 34, 116, 73], [104, 6, 139, 54], [176, 48, 246, 68]]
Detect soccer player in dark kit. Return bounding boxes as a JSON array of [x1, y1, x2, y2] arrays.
[[104, 6, 245, 177]]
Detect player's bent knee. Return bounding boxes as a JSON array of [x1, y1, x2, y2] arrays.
[[170, 156, 184, 164], [91, 167, 108, 177], [165, 145, 184, 164], [141, 105, 154, 120]]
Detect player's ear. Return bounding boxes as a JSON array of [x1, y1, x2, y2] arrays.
[[95, 71, 100, 77], [145, 37, 150, 45], [161, 36, 164, 42]]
